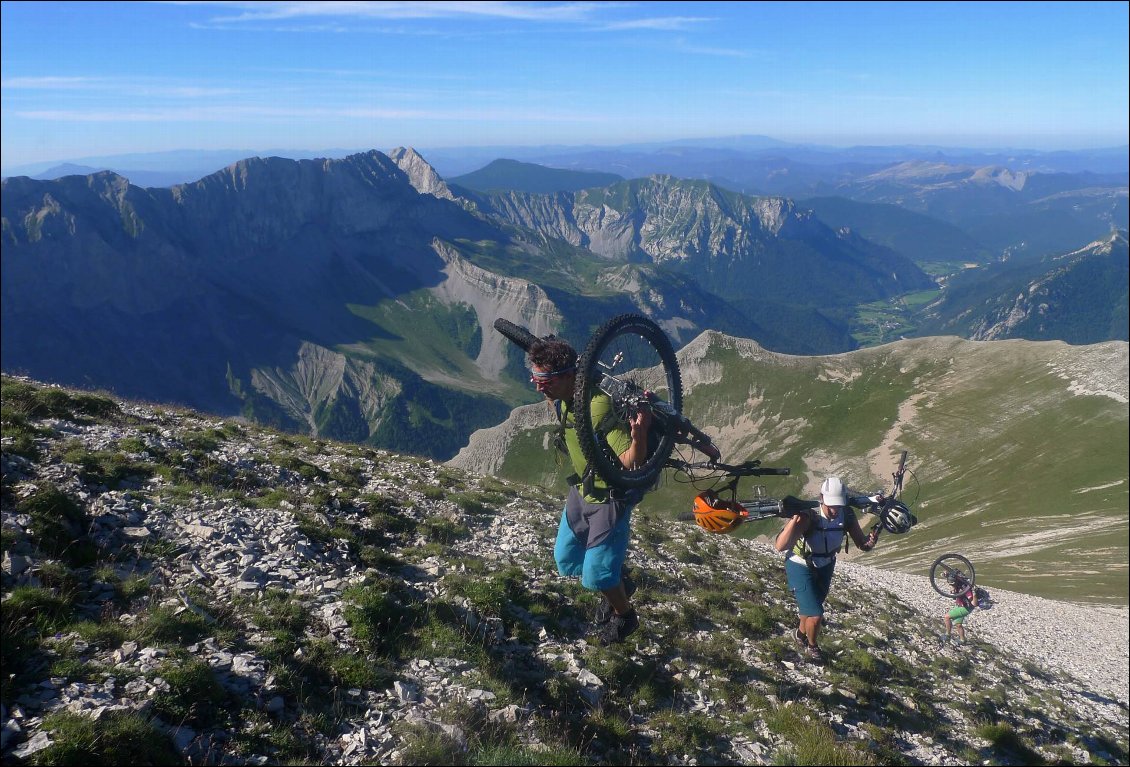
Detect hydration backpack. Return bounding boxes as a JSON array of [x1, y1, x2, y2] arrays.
[[974, 586, 992, 609]]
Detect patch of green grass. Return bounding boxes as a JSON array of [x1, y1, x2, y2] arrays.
[[421, 516, 471, 544], [396, 724, 467, 766], [16, 482, 96, 565], [304, 638, 392, 690], [648, 709, 725, 760], [469, 744, 584, 766], [28, 710, 179, 766], [976, 723, 1047, 766], [131, 605, 212, 646], [766, 705, 876, 765], [1, 380, 121, 423], [151, 657, 230, 728], [251, 589, 309, 635], [341, 577, 419, 659]]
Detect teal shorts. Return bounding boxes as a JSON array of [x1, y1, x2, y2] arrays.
[[554, 486, 634, 591], [785, 557, 835, 618]]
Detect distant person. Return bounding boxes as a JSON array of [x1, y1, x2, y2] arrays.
[[774, 476, 880, 662], [526, 336, 653, 645], [942, 578, 977, 647]]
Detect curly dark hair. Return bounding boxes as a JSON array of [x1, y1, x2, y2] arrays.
[[528, 338, 577, 372]]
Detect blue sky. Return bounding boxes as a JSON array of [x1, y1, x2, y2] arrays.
[[1, 1, 1127, 170]]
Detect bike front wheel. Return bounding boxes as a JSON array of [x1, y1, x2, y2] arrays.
[[929, 553, 976, 597], [573, 314, 682, 490]]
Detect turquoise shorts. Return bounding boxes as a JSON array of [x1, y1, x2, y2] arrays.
[[554, 487, 634, 592], [785, 557, 835, 618]]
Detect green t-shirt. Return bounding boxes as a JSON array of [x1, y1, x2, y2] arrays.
[[558, 393, 632, 501]]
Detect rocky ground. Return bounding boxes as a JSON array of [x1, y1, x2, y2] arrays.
[[2, 378, 1127, 765]]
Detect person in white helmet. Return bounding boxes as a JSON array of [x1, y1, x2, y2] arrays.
[[774, 476, 879, 662]]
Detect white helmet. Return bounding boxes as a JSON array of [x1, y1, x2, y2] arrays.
[[880, 501, 916, 534]]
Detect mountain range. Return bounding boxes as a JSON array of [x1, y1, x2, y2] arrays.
[[2, 147, 1127, 465]]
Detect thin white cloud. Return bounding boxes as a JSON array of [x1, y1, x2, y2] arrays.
[[13, 104, 606, 123], [2, 76, 100, 89], [2, 75, 243, 98], [673, 41, 751, 59], [598, 16, 713, 31], [171, 1, 615, 24]]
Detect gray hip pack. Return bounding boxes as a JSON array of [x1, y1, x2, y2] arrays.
[[564, 484, 642, 549]]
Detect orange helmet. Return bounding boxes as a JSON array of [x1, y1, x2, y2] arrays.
[[692, 491, 745, 534]]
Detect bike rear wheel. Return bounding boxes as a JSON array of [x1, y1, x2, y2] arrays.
[[929, 553, 975, 597], [573, 314, 682, 490]]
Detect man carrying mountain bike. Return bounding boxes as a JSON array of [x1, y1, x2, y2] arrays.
[[527, 337, 653, 645], [774, 476, 880, 662]]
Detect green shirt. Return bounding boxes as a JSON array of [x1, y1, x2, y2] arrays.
[[558, 392, 632, 502]]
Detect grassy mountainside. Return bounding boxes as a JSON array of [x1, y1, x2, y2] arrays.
[[2, 376, 1125, 765], [454, 334, 1129, 605]]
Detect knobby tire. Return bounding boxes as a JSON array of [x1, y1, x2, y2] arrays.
[[930, 553, 976, 597], [573, 314, 682, 491], [493, 318, 540, 353]]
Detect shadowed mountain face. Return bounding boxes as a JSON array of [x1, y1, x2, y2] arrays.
[[915, 231, 1129, 343], [1, 153, 493, 423]]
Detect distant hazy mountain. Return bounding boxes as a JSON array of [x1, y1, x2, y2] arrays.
[[914, 230, 1129, 343], [830, 161, 1129, 259], [799, 196, 992, 268], [448, 159, 623, 193], [451, 330, 1129, 603], [31, 163, 202, 189]]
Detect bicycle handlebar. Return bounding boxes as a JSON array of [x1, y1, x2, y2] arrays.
[[674, 459, 790, 477]]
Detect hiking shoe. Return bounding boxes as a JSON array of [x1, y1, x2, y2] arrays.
[[599, 610, 639, 646], [593, 573, 638, 625], [793, 629, 810, 649], [804, 644, 825, 663]]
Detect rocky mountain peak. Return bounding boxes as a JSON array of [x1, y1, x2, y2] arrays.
[[388, 146, 457, 200]]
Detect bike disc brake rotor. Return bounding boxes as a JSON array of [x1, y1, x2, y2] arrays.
[[574, 314, 682, 490]]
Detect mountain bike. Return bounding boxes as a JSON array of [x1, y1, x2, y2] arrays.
[[494, 314, 720, 491], [495, 314, 918, 532], [675, 450, 917, 537], [930, 553, 975, 596]]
